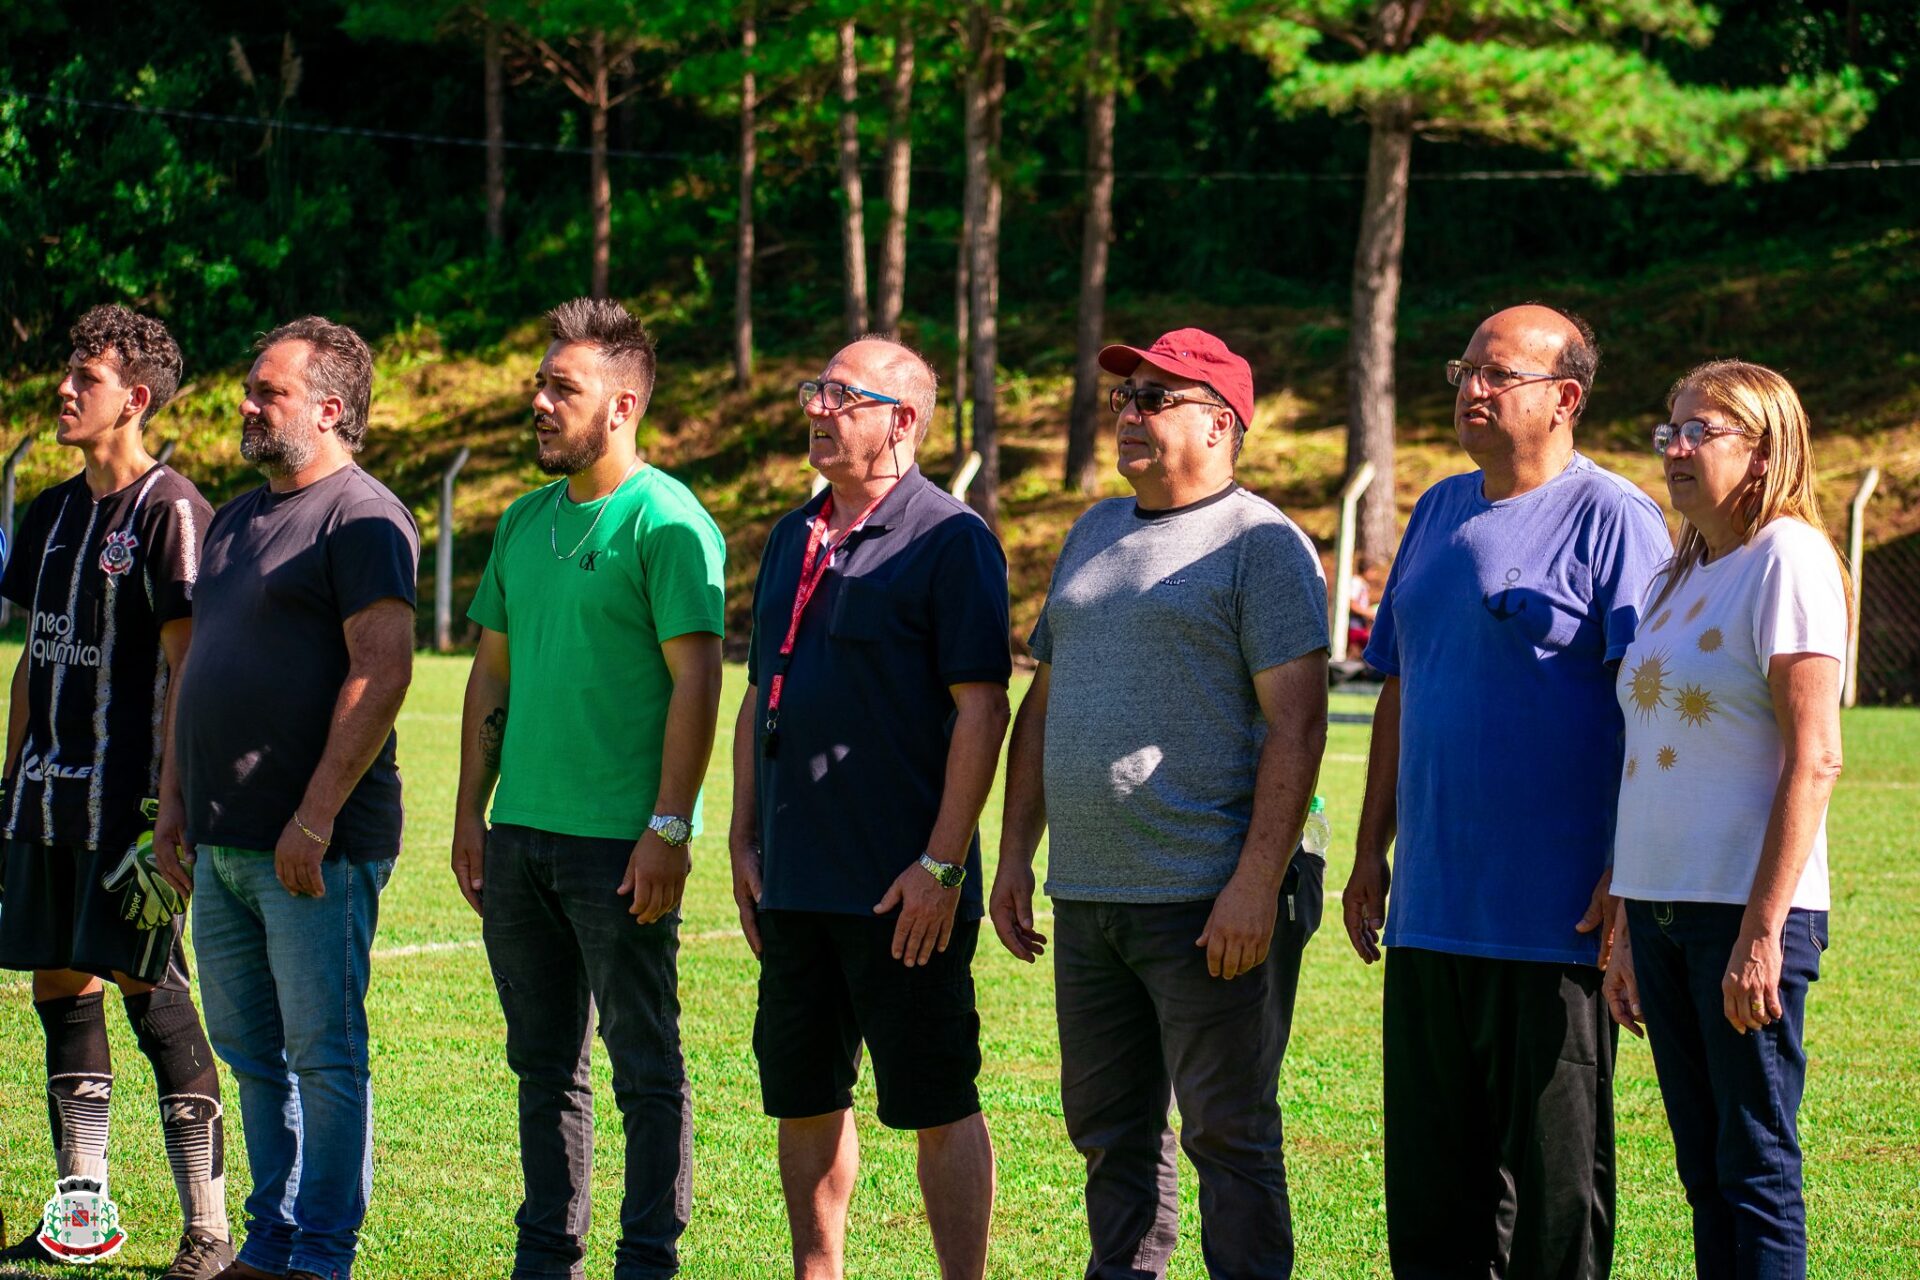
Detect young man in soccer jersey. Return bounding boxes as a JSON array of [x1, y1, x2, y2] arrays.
[[0, 304, 233, 1278], [453, 298, 725, 1279]]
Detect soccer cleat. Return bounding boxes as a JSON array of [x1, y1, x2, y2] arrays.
[[0, 1225, 59, 1262], [161, 1233, 236, 1280]]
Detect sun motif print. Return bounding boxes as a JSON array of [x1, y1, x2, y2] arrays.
[[1626, 651, 1670, 721], [1625, 754, 1639, 780], [1697, 626, 1723, 653], [1683, 596, 1708, 623], [1648, 609, 1671, 632], [1656, 745, 1678, 771], [1675, 683, 1718, 728]]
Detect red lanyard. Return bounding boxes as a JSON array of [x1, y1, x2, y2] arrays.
[[763, 485, 894, 749]]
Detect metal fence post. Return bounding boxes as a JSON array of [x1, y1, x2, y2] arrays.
[[154, 439, 177, 466], [1, 435, 33, 627], [1845, 466, 1880, 709], [435, 446, 471, 653], [1330, 461, 1377, 662]]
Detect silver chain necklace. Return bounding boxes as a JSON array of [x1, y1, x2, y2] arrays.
[[550, 460, 641, 560]]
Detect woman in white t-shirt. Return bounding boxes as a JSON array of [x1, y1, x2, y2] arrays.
[[1603, 360, 1846, 1279]]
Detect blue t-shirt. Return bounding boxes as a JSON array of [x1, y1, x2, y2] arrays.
[[747, 467, 1012, 919], [1365, 453, 1670, 965]]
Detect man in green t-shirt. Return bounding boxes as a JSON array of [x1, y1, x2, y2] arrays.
[[453, 297, 725, 1280]]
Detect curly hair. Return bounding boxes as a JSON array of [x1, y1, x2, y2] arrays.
[[68, 305, 184, 427], [255, 316, 375, 451], [545, 297, 657, 414]]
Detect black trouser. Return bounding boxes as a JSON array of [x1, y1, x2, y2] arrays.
[[481, 825, 692, 1280], [1054, 851, 1323, 1280], [1383, 947, 1615, 1280]]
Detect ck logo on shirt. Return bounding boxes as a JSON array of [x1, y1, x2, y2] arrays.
[[579, 550, 602, 572]]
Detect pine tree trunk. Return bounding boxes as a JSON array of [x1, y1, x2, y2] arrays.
[[734, 5, 757, 387], [1347, 98, 1412, 563], [836, 20, 869, 338], [588, 30, 612, 299], [874, 23, 915, 337], [953, 197, 971, 464], [963, 4, 1004, 532], [483, 18, 505, 250], [1065, 0, 1116, 492]]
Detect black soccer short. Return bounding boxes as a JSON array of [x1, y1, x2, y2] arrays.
[[753, 909, 983, 1132], [0, 837, 189, 989]]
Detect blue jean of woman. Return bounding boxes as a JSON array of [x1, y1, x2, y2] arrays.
[[1625, 899, 1826, 1280]]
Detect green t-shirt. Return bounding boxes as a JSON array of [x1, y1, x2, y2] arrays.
[[468, 465, 726, 840]]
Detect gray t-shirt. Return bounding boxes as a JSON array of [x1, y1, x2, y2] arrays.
[[1029, 484, 1328, 902]]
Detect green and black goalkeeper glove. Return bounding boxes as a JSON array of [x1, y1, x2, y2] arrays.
[[101, 829, 188, 931]]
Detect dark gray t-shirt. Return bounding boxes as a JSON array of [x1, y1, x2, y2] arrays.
[[1030, 484, 1328, 902], [178, 466, 420, 861]]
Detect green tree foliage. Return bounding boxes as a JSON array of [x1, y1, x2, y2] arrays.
[[1200, 0, 1877, 558]]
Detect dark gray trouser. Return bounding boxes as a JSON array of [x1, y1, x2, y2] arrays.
[[1054, 852, 1324, 1280], [481, 824, 693, 1280]]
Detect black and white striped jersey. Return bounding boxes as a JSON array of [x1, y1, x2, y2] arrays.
[[0, 464, 213, 849]]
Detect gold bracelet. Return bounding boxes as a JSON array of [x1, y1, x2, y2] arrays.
[[293, 813, 331, 847]]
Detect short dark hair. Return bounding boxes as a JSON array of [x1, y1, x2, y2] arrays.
[[69, 305, 183, 427], [255, 316, 374, 450], [1522, 300, 1600, 424], [545, 298, 657, 414]]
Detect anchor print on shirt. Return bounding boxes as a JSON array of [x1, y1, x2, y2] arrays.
[[1483, 567, 1526, 621]]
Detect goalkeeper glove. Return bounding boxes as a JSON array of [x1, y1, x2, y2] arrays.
[[101, 830, 188, 931]]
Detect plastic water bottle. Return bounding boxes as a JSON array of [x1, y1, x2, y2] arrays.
[[1301, 795, 1330, 856]]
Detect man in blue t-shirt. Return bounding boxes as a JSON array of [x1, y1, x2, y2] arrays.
[[1345, 305, 1670, 1279]]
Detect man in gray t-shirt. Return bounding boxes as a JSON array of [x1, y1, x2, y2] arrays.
[[994, 328, 1329, 1279]]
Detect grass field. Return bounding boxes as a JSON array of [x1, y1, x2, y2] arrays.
[[1, 652, 1916, 1278]]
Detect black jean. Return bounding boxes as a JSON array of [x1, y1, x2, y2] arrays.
[[1053, 851, 1323, 1280], [1383, 947, 1615, 1280], [481, 824, 693, 1280], [1626, 900, 1826, 1280]]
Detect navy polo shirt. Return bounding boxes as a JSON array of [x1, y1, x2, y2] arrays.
[[747, 466, 1011, 919]]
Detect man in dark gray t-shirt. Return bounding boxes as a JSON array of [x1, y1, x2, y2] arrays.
[[994, 328, 1329, 1280], [161, 317, 418, 1280]]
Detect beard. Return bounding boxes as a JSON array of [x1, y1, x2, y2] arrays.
[[535, 404, 612, 476], [240, 413, 319, 474]]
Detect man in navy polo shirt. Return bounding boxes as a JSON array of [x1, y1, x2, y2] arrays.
[[728, 336, 1011, 1280]]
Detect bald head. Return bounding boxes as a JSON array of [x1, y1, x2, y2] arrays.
[[1474, 303, 1599, 423], [831, 336, 939, 447]]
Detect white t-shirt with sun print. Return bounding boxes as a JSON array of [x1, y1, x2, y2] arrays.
[[1611, 517, 1848, 909]]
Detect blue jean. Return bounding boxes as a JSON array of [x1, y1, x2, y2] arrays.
[[193, 847, 393, 1280], [481, 824, 692, 1280], [1625, 900, 1827, 1280]]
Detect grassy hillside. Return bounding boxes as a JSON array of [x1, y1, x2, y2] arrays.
[[2, 224, 1915, 651]]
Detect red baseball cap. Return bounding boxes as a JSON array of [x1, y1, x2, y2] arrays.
[[1098, 328, 1255, 429]]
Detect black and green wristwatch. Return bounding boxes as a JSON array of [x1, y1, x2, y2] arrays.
[[917, 853, 965, 889]]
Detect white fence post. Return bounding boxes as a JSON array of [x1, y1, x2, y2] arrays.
[[1330, 461, 1377, 661], [1844, 466, 1879, 709], [435, 446, 472, 653], [949, 450, 982, 499], [1, 436, 32, 628]]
